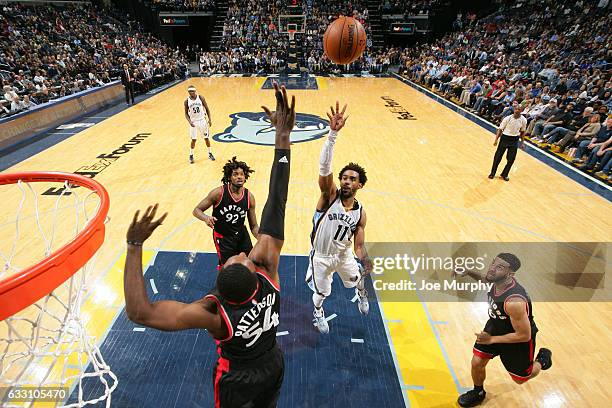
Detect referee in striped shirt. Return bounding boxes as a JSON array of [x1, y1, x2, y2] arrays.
[[489, 106, 527, 181]]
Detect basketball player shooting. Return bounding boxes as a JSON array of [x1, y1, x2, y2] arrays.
[[306, 101, 372, 334], [455, 253, 552, 407], [192, 157, 259, 268], [184, 85, 215, 163], [123, 81, 294, 407]]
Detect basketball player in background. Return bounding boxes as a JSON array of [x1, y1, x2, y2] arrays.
[[184, 85, 215, 163], [193, 157, 259, 268], [455, 253, 552, 407], [306, 102, 372, 334], [124, 81, 294, 407]]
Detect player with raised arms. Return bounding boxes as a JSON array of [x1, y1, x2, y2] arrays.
[[124, 81, 294, 407], [306, 101, 372, 334]]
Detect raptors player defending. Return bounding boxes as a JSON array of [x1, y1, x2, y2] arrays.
[[184, 85, 215, 163], [193, 157, 259, 268], [123, 82, 294, 407], [306, 102, 372, 334], [456, 253, 552, 407]]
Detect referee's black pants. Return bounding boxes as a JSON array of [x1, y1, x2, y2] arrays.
[[491, 134, 519, 178]]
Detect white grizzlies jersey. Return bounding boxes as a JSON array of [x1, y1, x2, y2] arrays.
[[310, 190, 362, 256], [187, 95, 207, 122]]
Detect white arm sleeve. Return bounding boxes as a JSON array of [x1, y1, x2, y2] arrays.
[[319, 130, 338, 176]]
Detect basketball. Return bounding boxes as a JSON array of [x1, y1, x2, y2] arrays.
[[323, 16, 367, 65]]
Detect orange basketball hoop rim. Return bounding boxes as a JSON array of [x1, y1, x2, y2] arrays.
[[0, 172, 110, 321]]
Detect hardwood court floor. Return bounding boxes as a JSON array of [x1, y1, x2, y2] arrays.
[[1, 77, 610, 407]]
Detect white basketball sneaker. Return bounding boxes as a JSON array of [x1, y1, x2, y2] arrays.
[[356, 287, 369, 315], [313, 307, 329, 334]]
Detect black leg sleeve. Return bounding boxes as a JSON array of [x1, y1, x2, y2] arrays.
[[259, 149, 290, 241]]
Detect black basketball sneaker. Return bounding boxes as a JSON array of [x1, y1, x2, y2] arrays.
[[535, 348, 552, 370], [458, 388, 486, 407]]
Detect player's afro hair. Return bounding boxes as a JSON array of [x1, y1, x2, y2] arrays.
[[339, 162, 367, 186], [221, 156, 254, 184], [497, 253, 521, 272], [217, 263, 258, 304]]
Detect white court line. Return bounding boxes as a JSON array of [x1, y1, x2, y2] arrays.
[[149, 279, 158, 294], [51, 132, 78, 135], [325, 313, 337, 322], [132, 327, 146, 332], [350, 338, 364, 343], [276, 331, 290, 337]]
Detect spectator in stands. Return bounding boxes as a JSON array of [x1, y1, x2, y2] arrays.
[[552, 114, 601, 153], [544, 107, 594, 145], [0, 2, 186, 117], [574, 115, 612, 164], [525, 98, 558, 135], [532, 103, 575, 142], [152, 0, 215, 12], [3, 85, 18, 106]]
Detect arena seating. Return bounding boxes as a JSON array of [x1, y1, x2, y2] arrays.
[[399, 0, 611, 179], [0, 2, 188, 117]]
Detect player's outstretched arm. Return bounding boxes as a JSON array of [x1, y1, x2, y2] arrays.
[[247, 191, 260, 237], [193, 187, 222, 229], [249, 82, 295, 282], [317, 101, 348, 210], [124, 205, 222, 332]]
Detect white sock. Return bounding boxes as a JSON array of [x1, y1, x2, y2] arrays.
[[190, 148, 194, 155], [207, 146, 212, 154], [312, 293, 325, 309]]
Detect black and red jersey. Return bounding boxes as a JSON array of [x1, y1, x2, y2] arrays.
[[485, 278, 538, 336], [205, 270, 280, 362], [212, 184, 250, 237]]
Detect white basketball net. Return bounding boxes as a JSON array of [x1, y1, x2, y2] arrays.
[[0, 179, 117, 407]]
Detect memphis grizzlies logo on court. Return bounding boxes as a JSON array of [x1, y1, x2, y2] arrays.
[[213, 112, 329, 145]]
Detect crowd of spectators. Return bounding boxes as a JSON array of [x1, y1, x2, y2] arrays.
[[380, 0, 437, 16], [220, 0, 286, 55], [208, 0, 377, 74], [150, 0, 215, 12], [199, 50, 284, 74], [399, 0, 611, 179], [303, 0, 372, 73], [0, 3, 188, 118]]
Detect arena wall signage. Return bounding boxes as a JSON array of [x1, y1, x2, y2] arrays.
[[159, 16, 189, 26]]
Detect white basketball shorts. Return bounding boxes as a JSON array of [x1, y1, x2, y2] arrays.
[[305, 251, 360, 297], [189, 119, 209, 140]]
